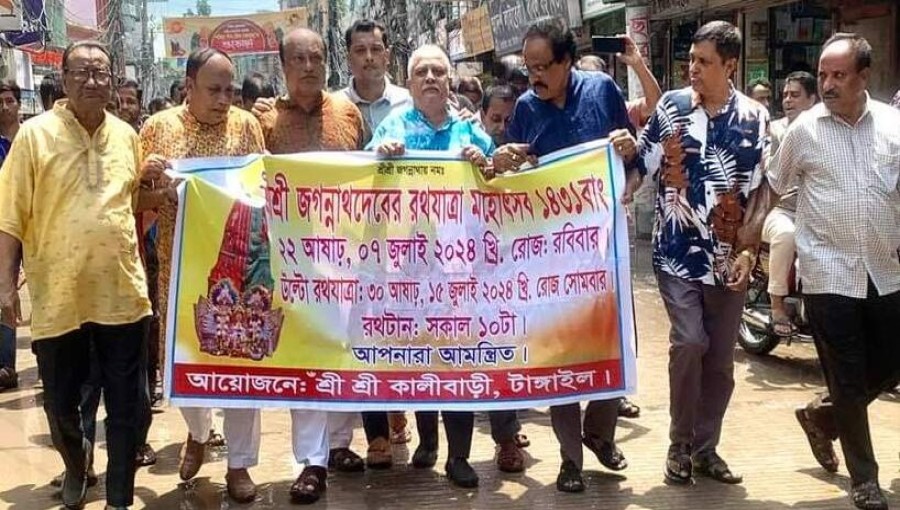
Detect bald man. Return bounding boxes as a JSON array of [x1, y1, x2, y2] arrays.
[[254, 28, 367, 505]]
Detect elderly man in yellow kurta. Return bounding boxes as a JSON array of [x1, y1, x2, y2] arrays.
[[139, 47, 266, 504], [0, 41, 155, 510]]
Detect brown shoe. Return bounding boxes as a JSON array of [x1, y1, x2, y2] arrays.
[[366, 437, 393, 469], [225, 468, 257, 504], [496, 441, 525, 473], [290, 466, 327, 505], [178, 435, 206, 481], [389, 412, 411, 444], [795, 407, 839, 472]]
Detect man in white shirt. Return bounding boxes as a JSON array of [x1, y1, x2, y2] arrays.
[[340, 19, 411, 142], [767, 33, 899, 510]]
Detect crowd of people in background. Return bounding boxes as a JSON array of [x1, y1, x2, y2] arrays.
[[0, 14, 897, 510]]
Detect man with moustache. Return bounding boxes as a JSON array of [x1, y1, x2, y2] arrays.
[[140, 47, 266, 504], [493, 19, 639, 493], [254, 27, 366, 505], [766, 33, 899, 510]]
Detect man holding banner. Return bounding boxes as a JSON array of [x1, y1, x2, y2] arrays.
[[493, 19, 639, 493], [255, 28, 367, 504], [140, 47, 266, 503], [367, 44, 495, 488]]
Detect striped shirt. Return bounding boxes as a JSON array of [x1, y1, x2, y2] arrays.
[[767, 97, 900, 298]]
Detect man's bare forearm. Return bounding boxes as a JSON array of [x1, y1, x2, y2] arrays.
[[738, 182, 777, 252], [0, 231, 22, 292], [135, 188, 171, 213]]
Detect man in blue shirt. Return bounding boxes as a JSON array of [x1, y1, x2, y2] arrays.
[[493, 19, 640, 494], [0, 79, 20, 391], [636, 21, 769, 487], [367, 46, 494, 165], [367, 44, 492, 489]]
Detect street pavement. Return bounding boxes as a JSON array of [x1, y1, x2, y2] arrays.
[[0, 242, 897, 509]]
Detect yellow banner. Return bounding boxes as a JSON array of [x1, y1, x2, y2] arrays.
[[165, 142, 637, 410], [163, 8, 308, 58]]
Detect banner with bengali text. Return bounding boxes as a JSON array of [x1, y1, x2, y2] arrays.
[[162, 8, 307, 58], [164, 140, 637, 410]]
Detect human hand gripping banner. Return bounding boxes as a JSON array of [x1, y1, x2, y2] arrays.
[[164, 139, 637, 410]]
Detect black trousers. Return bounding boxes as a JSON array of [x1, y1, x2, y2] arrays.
[[362, 411, 390, 442], [805, 280, 900, 484], [488, 410, 521, 444], [416, 411, 474, 459], [33, 319, 148, 507]]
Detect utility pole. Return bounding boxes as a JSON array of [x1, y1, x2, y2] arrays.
[[140, 0, 149, 87]]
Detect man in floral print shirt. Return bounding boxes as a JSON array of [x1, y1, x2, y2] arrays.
[[635, 21, 770, 486]]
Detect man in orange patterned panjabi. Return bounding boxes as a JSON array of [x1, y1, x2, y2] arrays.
[[253, 27, 366, 506], [139, 47, 266, 504]]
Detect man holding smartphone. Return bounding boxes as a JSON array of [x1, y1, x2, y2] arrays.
[[494, 19, 640, 494]]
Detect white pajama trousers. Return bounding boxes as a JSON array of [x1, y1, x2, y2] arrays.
[[327, 412, 360, 449], [180, 407, 261, 469], [291, 410, 330, 468]]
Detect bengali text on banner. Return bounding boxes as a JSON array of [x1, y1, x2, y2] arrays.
[[164, 140, 637, 411]]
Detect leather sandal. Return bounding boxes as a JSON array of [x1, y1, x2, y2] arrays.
[[583, 435, 628, 471], [664, 443, 693, 485], [693, 452, 743, 485], [328, 447, 364, 473], [290, 466, 327, 505], [555, 460, 585, 493], [496, 441, 525, 473]]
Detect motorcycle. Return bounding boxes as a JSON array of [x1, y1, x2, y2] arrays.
[[738, 244, 814, 355]]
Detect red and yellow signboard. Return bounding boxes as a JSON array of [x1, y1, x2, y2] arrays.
[[163, 8, 307, 57]]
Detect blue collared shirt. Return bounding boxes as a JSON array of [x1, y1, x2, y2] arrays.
[[638, 87, 770, 286], [365, 105, 496, 156], [0, 136, 10, 168], [505, 70, 633, 157]]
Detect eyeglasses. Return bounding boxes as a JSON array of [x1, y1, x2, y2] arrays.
[[525, 61, 556, 75], [65, 68, 113, 84]]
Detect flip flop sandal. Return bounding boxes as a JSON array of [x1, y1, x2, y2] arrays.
[[771, 317, 797, 338]]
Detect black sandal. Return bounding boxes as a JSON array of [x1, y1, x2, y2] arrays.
[[582, 435, 628, 471], [555, 460, 585, 493], [328, 447, 365, 472], [618, 398, 641, 418], [664, 443, 693, 485], [205, 430, 226, 447], [514, 433, 530, 448], [693, 452, 743, 484], [290, 466, 327, 505]]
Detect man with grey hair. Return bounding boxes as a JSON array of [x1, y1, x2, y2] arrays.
[[576, 54, 607, 73], [367, 43, 495, 488]]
